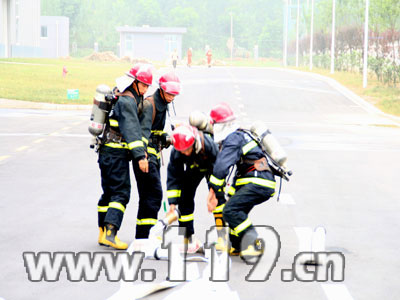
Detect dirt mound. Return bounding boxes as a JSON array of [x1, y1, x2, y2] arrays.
[[84, 51, 120, 62]]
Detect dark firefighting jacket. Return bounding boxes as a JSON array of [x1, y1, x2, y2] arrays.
[[102, 86, 152, 160], [166, 133, 219, 205], [209, 129, 276, 198]]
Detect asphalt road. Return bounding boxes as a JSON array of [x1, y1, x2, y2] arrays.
[[1, 66, 399, 300]]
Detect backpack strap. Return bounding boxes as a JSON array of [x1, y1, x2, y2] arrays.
[[145, 96, 157, 124], [198, 131, 206, 154]]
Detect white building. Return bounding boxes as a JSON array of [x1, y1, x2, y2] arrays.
[[117, 26, 186, 61], [0, 0, 69, 58]]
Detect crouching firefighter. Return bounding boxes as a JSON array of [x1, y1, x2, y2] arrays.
[[166, 124, 227, 249], [96, 64, 154, 249], [207, 103, 276, 262], [134, 72, 181, 238]]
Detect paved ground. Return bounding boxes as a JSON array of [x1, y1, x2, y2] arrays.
[[1, 66, 400, 300]]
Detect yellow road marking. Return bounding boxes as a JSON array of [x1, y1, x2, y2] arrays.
[[33, 138, 45, 144], [49, 132, 59, 136], [62, 126, 71, 130], [16, 146, 29, 152], [0, 155, 10, 161]]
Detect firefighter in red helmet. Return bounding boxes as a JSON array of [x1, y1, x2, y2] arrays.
[[96, 63, 153, 249], [208, 102, 276, 262], [132, 71, 181, 239], [166, 124, 226, 248]]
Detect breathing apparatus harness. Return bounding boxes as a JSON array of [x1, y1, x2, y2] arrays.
[[238, 128, 293, 201], [96, 84, 145, 151]]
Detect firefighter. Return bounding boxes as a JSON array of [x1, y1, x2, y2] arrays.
[[97, 63, 153, 250], [207, 103, 276, 262], [166, 124, 226, 247], [206, 48, 212, 68], [187, 48, 193, 67], [133, 72, 181, 238]]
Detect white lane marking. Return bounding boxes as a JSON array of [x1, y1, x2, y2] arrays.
[[321, 284, 354, 300], [16, 146, 29, 152], [0, 61, 56, 66], [61, 126, 71, 130], [294, 227, 313, 253], [278, 193, 295, 205]]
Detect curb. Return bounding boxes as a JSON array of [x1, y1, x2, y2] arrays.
[[0, 98, 91, 110]]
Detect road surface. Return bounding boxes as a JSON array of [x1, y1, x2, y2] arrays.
[[1, 66, 399, 300]]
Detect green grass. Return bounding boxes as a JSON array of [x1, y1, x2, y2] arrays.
[[293, 66, 400, 117], [0, 58, 134, 104]]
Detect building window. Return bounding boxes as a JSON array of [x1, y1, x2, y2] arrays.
[[165, 35, 178, 55], [126, 34, 133, 51], [41, 26, 48, 38]]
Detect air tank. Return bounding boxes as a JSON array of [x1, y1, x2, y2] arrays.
[[88, 84, 112, 137], [189, 110, 214, 134], [250, 121, 288, 169]]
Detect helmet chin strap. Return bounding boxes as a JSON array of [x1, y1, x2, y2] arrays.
[[160, 88, 167, 104], [134, 80, 143, 99]]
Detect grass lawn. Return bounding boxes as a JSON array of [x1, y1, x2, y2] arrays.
[[0, 57, 399, 117], [0, 58, 134, 104]]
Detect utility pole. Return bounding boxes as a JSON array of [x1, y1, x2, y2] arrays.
[[296, 0, 300, 67], [283, 0, 289, 67], [363, 0, 370, 88], [309, 0, 314, 70], [330, 0, 336, 74]]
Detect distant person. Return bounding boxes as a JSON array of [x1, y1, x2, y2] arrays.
[[206, 49, 212, 68], [171, 49, 179, 69], [187, 48, 193, 67]]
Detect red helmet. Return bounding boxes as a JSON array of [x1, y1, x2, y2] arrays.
[[126, 63, 153, 86], [171, 124, 198, 151], [209, 102, 236, 124], [159, 72, 181, 95]]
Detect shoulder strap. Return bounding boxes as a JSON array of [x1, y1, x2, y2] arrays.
[[116, 89, 147, 116], [145, 96, 156, 124], [199, 131, 205, 154], [115, 90, 138, 105]]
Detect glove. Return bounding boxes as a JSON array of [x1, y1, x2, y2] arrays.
[[160, 133, 172, 149]]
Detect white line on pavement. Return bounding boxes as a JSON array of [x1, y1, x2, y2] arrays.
[[321, 283, 354, 300], [293, 227, 313, 253]]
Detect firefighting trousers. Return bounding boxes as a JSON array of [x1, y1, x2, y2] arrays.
[[176, 171, 205, 238], [223, 181, 275, 250], [97, 151, 131, 230], [133, 160, 163, 239]]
